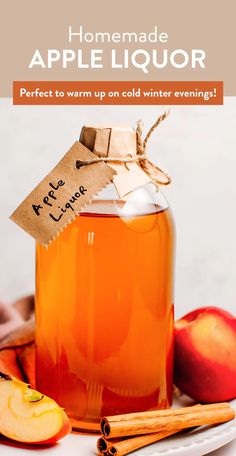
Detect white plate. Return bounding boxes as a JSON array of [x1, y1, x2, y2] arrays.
[[0, 399, 235, 456]]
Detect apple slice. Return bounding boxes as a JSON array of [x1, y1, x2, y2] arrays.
[[0, 371, 71, 444]]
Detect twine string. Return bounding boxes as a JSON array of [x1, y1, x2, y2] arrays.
[[143, 112, 169, 150], [76, 111, 171, 185]]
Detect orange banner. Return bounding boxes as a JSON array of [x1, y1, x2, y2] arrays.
[[13, 81, 223, 105]]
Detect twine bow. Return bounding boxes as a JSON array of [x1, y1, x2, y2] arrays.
[[76, 112, 171, 185]]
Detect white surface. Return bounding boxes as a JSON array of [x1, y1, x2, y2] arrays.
[[0, 400, 235, 456]]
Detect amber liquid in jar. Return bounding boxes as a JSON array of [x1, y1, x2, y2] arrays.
[[36, 198, 175, 431]]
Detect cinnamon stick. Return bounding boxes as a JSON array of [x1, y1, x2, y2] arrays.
[[98, 430, 180, 456], [101, 403, 235, 439], [97, 437, 121, 453], [101, 403, 228, 426], [97, 451, 110, 456]]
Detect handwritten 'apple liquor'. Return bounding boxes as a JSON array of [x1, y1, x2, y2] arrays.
[[32, 180, 87, 222]]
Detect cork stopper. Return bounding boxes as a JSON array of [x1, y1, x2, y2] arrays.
[[80, 126, 137, 158]]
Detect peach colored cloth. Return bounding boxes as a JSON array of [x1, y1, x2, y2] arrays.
[[0, 296, 35, 387]]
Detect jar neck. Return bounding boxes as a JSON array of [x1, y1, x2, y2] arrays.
[[81, 182, 169, 216]]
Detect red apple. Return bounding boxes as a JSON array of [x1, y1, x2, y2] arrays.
[[174, 307, 236, 402], [0, 371, 71, 444]]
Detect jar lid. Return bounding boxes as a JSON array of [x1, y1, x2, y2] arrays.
[[80, 125, 137, 158]]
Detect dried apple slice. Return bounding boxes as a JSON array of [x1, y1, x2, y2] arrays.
[[0, 372, 71, 444]]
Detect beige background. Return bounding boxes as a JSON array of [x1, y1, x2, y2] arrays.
[[0, 0, 235, 96]]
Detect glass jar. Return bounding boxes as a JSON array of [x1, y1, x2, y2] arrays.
[[35, 121, 175, 432], [35, 180, 175, 432]]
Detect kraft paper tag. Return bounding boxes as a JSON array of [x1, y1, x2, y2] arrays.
[[10, 141, 116, 246]]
